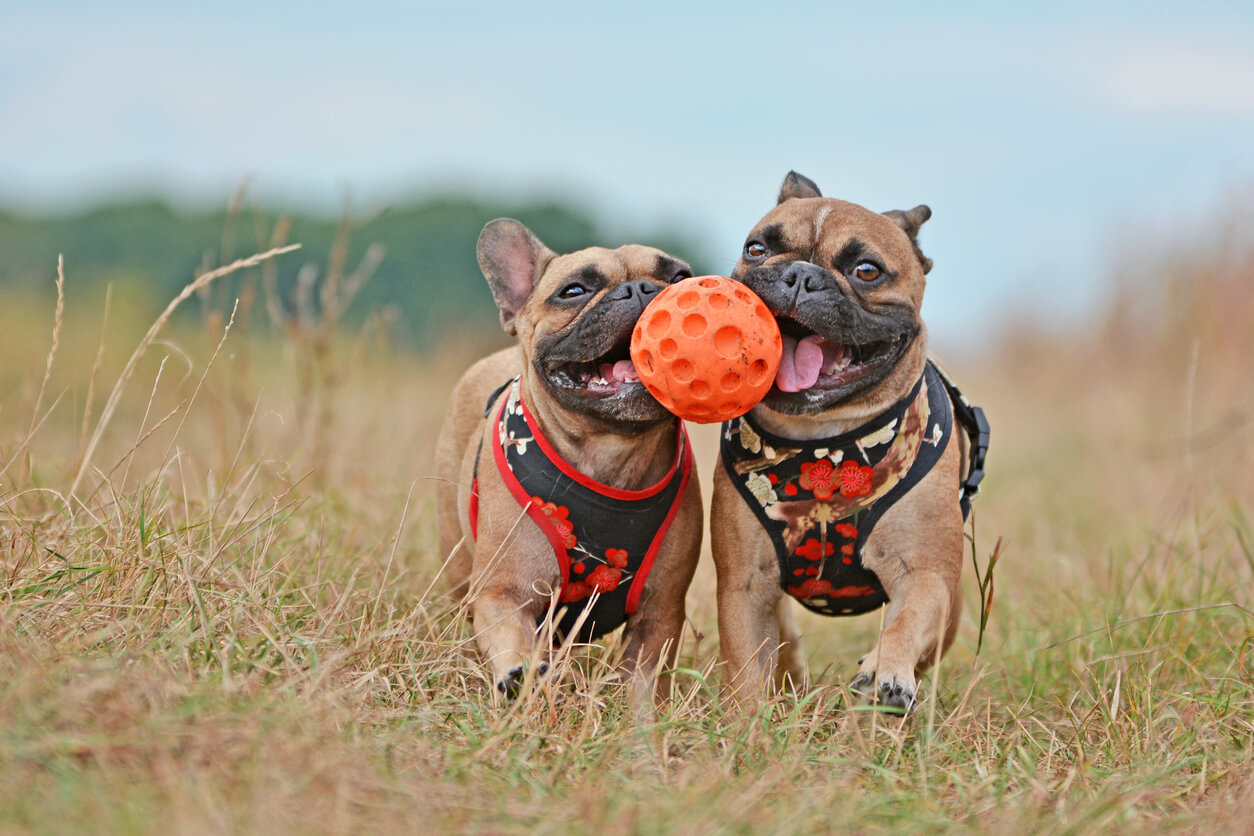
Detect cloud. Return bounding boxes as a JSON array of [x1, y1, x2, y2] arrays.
[[1101, 43, 1254, 116]]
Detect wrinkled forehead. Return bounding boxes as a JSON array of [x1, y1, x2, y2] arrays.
[[541, 245, 686, 288], [750, 198, 910, 259]]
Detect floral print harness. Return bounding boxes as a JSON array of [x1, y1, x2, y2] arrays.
[[721, 361, 980, 617], [470, 378, 693, 641]]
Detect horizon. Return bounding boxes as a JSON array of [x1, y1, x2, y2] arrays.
[[4, 1, 1253, 350]]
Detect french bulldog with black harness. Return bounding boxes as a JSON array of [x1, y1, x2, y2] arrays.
[[435, 219, 703, 707], [711, 172, 988, 711]]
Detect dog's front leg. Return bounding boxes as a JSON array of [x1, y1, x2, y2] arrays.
[[850, 567, 961, 712], [775, 597, 808, 690], [619, 605, 686, 716], [618, 478, 702, 716], [715, 570, 782, 704], [712, 472, 785, 705], [853, 460, 966, 712], [470, 587, 544, 702]]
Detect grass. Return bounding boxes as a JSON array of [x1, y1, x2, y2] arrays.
[[1, 223, 1253, 834]]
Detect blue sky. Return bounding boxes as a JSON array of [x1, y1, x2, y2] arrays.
[[3, 1, 1253, 349]]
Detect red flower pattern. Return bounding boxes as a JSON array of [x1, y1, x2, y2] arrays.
[[604, 548, 629, 569], [784, 483, 798, 497], [786, 579, 879, 600], [532, 497, 578, 548], [787, 578, 838, 598], [795, 538, 835, 562], [837, 460, 874, 498], [560, 581, 591, 603], [835, 523, 858, 539], [830, 584, 879, 598], [586, 565, 622, 592], [799, 459, 836, 500]]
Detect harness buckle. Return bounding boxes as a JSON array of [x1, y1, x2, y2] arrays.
[[963, 404, 990, 500]]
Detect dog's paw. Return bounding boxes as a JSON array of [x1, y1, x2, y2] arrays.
[[496, 665, 526, 700], [494, 662, 550, 701], [849, 671, 874, 694], [848, 672, 916, 713], [875, 680, 916, 713]]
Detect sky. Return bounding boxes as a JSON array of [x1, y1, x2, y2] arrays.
[[3, 0, 1253, 350]]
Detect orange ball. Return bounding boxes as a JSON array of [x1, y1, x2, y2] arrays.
[[630, 276, 782, 423]]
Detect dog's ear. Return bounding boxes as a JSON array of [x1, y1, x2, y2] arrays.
[[777, 171, 822, 204], [883, 205, 934, 274], [477, 218, 557, 335]]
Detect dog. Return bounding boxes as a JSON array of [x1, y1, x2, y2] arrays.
[[435, 218, 704, 707], [710, 172, 988, 711]]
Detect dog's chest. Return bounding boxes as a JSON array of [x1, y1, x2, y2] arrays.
[[481, 379, 692, 639], [720, 365, 953, 616]]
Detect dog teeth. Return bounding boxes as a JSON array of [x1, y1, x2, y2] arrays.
[[594, 377, 608, 385]]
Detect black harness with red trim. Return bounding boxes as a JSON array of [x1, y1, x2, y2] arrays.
[[470, 378, 693, 642]]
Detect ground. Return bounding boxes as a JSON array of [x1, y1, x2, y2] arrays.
[[1, 237, 1252, 833]]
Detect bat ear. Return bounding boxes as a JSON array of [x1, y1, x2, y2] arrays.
[[777, 170, 822, 204], [883, 204, 934, 274], [477, 219, 556, 335]]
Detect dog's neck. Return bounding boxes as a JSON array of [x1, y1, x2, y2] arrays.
[[750, 403, 886, 441], [519, 376, 679, 492], [752, 348, 930, 441]]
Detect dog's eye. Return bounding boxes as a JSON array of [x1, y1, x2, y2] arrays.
[[744, 242, 767, 260], [854, 262, 881, 282], [557, 283, 588, 299]]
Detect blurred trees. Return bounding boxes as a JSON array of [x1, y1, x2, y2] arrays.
[[0, 196, 708, 347]]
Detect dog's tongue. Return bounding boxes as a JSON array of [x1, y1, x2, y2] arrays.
[[776, 336, 848, 392], [599, 359, 639, 384], [776, 335, 825, 392]]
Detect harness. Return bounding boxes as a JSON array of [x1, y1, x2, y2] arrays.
[[720, 360, 988, 616], [470, 378, 693, 641]]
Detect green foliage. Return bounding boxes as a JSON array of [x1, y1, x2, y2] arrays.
[[0, 195, 709, 346]]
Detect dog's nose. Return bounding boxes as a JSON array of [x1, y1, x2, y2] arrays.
[[609, 280, 659, 307], [778, 262, 838, 298], [804, 272, 833, 294]]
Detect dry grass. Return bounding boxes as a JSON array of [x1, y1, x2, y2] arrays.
[[1, 219, 1253, 834]]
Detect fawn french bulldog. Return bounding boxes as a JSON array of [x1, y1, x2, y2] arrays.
[[711, 172, 988, 711], [435, 219, 703, 707]]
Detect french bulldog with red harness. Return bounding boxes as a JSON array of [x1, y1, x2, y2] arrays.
[[435, 219, 704, 708]]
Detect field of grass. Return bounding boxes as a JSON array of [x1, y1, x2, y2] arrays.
[[2, 229, 1252, 834]]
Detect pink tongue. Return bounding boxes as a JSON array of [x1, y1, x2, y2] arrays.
[[776, 335, 824, 392], [777, 336, 799, 392], [794, 336, 824, 388], [600, 359, 638, 383]]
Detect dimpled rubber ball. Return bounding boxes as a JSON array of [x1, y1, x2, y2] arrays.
[[630, 276, 782, 423]]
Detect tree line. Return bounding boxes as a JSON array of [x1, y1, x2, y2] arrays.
[[0, 195, 707, 346]]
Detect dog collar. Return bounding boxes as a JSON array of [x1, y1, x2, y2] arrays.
[[471, 377, 693, 641], [720, 361, 957, 616]]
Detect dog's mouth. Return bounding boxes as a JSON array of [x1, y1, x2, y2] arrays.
[[548, 334, 644, 398], [773, 317, 909, 394]]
